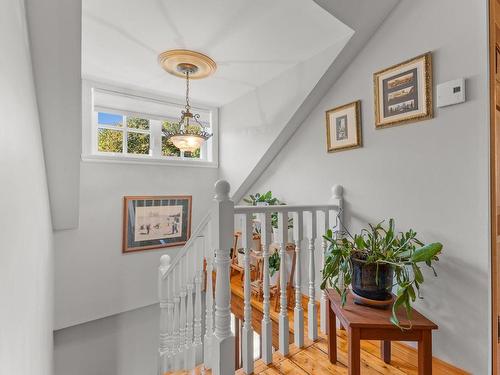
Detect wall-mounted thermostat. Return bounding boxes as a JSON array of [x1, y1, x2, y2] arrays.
[[436, 78, 466, 108]]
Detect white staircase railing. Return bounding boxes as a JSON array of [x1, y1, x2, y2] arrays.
[[158, 180, 343, 375]]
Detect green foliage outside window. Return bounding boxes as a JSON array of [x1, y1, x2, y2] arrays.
[[97, 115, 202, 158], [98, 117, 150, 154], [98, 129, 122, 153]]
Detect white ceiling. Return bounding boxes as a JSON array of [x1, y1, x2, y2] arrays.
[[82, 0, 353, 106]]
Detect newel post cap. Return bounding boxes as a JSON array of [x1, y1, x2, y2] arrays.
[[160, 254, 171, 268], [331, 184, 343, 199], [214, 179, 230, 201]]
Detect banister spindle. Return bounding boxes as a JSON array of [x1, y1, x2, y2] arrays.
[[242, 214, 254, 374], [159, 254, 171, 374], [293, 212, 304, 348], [185, 251, 195, 369], [277, 211, 289, 355], [332, 185, 344, 239], [166, 273, 175, 371], [212, 180, 235, 375], [204, 237, 215, 370], [172, 266, 181, 370], [307, 210, 318, 341], [193, 238, 204, 364], [260, 211, 273, 364], [320, 209, 330, 335], [179, 258, 187, 368]]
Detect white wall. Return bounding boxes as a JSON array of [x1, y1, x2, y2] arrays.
[[248, 0, 490, 373], [54, 162, 217, 329], [218, 35, 352, 194], [26, 0, 82, 230], [221, 0, 400, 203], [0, 0, 54, 374], [54, 304, 159, 375]]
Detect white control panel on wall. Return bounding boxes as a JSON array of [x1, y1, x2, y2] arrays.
[[436, 78, 466, 108]]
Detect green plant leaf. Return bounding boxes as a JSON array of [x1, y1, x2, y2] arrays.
[[413, 264, 424, 284], [411, 243, 442, 263]]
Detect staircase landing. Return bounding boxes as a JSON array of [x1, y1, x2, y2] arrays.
[[168, 331, 467, 374], [168, 272, 468, 375]]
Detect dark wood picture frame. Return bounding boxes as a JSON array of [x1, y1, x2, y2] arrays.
[[325, 100, 362, 153], [374, 52, 433, 129], [122, 195, 192, 253]]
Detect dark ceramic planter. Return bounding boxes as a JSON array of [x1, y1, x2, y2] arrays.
[[351, 256, 394, 301]]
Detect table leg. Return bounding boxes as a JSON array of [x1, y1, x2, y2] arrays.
[[381, 340, 391, 364], [418, 330, 432, 375], [348, 327, 361, 375], [327, 304, 337, 363]]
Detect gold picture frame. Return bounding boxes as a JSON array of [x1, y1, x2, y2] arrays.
[[374, 52, 433, 128], [326, 100, 362, 153]]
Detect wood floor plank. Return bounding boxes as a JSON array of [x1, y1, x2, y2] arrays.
[[223, 274, 470, 375], [289, 350, 347, 374]]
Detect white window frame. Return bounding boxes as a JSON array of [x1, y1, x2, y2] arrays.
[[82, 80, 219, 168]]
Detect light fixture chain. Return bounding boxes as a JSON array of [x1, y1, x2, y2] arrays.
[[185, 71, 191, 112]]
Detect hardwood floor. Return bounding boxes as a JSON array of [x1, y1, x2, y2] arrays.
[[168, 273, 469, 374]]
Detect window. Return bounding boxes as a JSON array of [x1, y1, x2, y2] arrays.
[[82, 81, 218, 166]]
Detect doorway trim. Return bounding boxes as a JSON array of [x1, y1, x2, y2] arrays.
[[489, 0, 498, 373]]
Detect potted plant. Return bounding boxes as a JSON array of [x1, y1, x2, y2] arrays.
[[243, 191, 293, 243], [268, 250, 280, 285], [320, 218, 442, 328]]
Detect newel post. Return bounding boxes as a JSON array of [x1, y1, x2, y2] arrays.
[[212, 180, 235, 375]]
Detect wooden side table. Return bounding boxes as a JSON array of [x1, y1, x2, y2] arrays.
[[326, 289, 438, 375]]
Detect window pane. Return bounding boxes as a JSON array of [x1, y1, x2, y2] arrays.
[[127, 132, 150, 155], [183, 149, 201, 159], [162, 136, 181, 157], [98, 112, 123, 127], [162, 120, 178, 132], [127, 117, 149, 130], [98, 128, 123, 152]]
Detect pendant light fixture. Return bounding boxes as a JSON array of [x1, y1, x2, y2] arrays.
[[158, 50, 216, 153]]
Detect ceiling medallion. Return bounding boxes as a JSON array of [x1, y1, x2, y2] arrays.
[[158, 50, 217, 153]]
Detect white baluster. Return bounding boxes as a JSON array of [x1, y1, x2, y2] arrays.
[[166, 274, 175, 371], [204, 244, 215, 370], [332, 185, 344, 239], [320, 210, 329, 335], [307, 210, 318, 341], [242, 214, 254, 374], [172, 266, 181, 370], [293, 212, 304, 348], [193, 237, 203, 364], [277, 211, 289, 355], [212, 180, 235, 375], [185, 251, 195, 369], [260, 212, 273, 364], [158, 255, 171, 374], [179, 259, 187, 369], [176, 256, 186, 368]]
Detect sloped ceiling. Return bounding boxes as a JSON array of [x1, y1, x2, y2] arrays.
[[83, 0, 353, 106], [220, 0, 401, 201]]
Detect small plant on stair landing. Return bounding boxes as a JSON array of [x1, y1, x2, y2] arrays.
[[320, 218, 442, 329], [243, 191, 293, 239]]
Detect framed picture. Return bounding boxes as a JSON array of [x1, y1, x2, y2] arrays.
[[374, 52, 433, 128], [326, 100, 362, 152], [122, 195, 192, 253]]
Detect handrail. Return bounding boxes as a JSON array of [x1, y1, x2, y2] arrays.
[[234, 203, 340, 214], [161, 209, 212, 279]]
